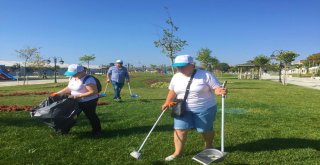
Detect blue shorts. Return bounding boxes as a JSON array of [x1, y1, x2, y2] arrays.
[[173, 105, 217, 133]]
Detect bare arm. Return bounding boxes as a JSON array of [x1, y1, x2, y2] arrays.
[[161, 90, 177, 111], [106, 68, 112, 83], [106, 74, 111, 83], [125, 70, 130, 82], [57, 87, 71, 95], [74, 84, 98, 99]]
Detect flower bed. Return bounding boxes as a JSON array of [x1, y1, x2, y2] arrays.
[[0, 101, 110, 112], [97, 101, 110, 105], [0, 91, 51, 97], [0, 105, 34, 112], [150, 82, 169, 88]]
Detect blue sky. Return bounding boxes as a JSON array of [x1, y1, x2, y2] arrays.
[[0, 0, 319, 66]]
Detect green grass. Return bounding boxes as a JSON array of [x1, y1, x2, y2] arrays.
[[0, 72, 319, 164]]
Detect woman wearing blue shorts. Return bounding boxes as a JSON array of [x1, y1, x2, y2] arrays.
[[162, 55, 227, 161]]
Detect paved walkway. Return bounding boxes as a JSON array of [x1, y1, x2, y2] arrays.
[[261, 75, 320, 90], [1, 76, 320, 90], [0, 79, 69, 87]]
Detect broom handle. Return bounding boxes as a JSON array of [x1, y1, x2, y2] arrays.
[[104, 83, 108, 93], [128, 82, 133, 95], [137, 110, 166, 152]]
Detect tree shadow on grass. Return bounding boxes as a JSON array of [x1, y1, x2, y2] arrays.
[[230, 87, 261, 90], [120, 98, 165, 103], [74, 124, 172, 139], [150, 160, 166, 165], [228, 138, 320, 152], [139, 98, 165, 103]]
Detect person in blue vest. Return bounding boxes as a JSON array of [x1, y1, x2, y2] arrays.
[[106, 59, 130, 102]]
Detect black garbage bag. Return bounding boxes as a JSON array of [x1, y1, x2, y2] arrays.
[[30, 95, 81, 134]]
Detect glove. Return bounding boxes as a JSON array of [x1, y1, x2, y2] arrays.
[[50, 93, 59, 97], [161, 101, 177, 111], [168, 101, 177, 107]]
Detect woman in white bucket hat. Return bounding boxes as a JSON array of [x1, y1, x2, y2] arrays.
[[51, 64, 102, 136], [161, 55, 227, 161]]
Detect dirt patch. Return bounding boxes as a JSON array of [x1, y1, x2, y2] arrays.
[[0, 105, 33, 112], [0, 101, 110, 112], [0, 91, 50, 97], [144, 79, 169, 85]]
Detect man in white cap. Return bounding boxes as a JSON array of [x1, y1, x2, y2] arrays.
[[106, 59, 130, 102]]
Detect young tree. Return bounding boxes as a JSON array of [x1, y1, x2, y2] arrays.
[[196, 48, 211, 69], [15, 46, 41, 85], [293, 64, 303, 77], [150, 64, 157, 70], [276, 51, 299, 85], [252, 55, 270, 80], [216, 62, 231, 74], [154, 15, 187, 75], [196, 48, 219, 72], [79, 54, 95, 70], [10, 63, 21, 73], [29, 53, 46, 76]]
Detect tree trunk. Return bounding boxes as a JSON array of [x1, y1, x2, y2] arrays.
[[278, 63, 282, 83], [283, 67, 287, 86], [23, 62, 27, 85], [87, 61, 90, 74], [259, 67, 262, 80], [170, 57, 175, 76]]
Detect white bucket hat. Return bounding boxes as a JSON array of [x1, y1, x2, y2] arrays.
[[64, 64, 84, 76], [172, 55, 194, 67], [115, 59, 123, 64]]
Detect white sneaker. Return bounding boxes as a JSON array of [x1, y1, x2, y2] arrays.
[[165, 155, 177, 161]]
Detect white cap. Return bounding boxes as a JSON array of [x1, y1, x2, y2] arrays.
[[172, 55, 194, 67], [64, 64, 84, 76], [115, 59, 123, 64]]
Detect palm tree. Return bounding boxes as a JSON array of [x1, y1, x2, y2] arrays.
[[252, 55, 270, 80], [79, 54, 95, 70], [276, 51, 299, 85]]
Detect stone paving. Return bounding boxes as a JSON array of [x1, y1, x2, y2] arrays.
[[261, 75, 320, 90]]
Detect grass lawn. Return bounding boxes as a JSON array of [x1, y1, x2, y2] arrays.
[[0, 72, 319, 164]]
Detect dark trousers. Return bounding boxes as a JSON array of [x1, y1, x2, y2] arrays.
[[78, 98, 101, 133], [111, 81, 124, 99]]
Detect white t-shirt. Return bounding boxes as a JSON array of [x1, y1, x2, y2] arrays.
[[68, 75, 99, 102], [169, 69, 221, 111]]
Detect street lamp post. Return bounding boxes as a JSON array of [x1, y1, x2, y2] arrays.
[[47, 57, 64, 83]]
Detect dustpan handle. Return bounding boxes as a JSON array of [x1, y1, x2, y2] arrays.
[[137, 110, 166, 152], [221, 81, 227, 153], [103, 83, 108, 93], [128, 82, 133, 95]]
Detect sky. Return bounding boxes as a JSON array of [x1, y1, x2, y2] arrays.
[[0, 0, 319, 67]]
